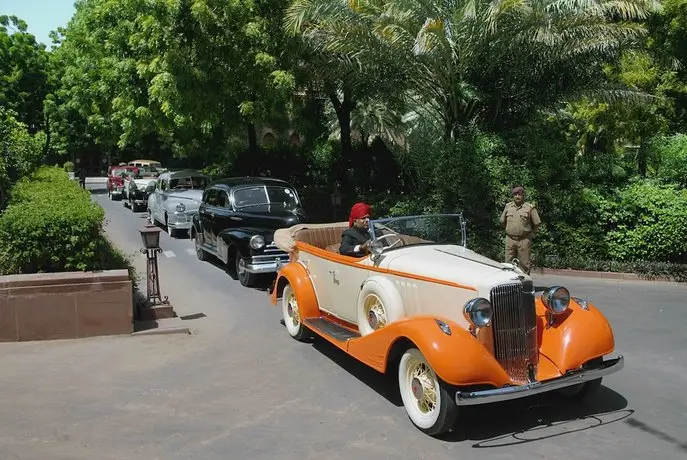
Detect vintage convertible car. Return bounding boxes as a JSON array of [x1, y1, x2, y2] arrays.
[[106, 165, 138, 201], [270, 214, 624, 436], [148, 170, 211, 237]]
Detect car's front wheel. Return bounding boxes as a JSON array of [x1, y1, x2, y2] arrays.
[[281, 283, 311, 341], [398, 347, 458, 436], [194, 230, 207, 261], [235, 251, 258, 287]]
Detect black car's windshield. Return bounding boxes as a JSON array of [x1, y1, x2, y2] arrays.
[[233, 185, 299, 208], [169, 176, 209, 190]]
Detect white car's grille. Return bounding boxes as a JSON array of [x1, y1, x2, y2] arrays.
[[490, 281, 538, 384]]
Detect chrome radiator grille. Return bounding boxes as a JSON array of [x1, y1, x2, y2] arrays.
[[490, 281, 538, 383]]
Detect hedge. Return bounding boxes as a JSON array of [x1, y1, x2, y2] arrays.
[[0, 166, 135, 279]]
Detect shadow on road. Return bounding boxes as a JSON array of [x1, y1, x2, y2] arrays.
[[305, 336, 631, 445]]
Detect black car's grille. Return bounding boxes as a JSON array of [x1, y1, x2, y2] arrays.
[[490, 280, 538, 383], [251, 243, 289, 263]]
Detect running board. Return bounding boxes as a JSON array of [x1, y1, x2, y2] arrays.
[[304, 317, 361, 342]]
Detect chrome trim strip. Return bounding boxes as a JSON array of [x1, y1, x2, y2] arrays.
[[244, 261, 280, 274], [455, 355, 624, 406]]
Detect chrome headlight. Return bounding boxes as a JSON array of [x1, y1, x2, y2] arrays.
[[250, 234, 265, 250], [463, 298, 493, 328], [176, 202, 185, 212], [542, 286, 571, 314]]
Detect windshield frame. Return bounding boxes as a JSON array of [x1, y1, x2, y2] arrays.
[[231, 184, 300, 210], [369, 213, 467, 252]]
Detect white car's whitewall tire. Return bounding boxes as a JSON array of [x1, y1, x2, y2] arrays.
[[357, 277, 404, 336], [398, 348, 458, 436], [282, 284, 311, 341]]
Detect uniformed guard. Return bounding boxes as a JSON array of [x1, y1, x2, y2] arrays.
[[499, 186, 541, 274]]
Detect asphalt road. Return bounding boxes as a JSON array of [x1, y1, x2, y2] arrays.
[[0, 185, 686, 460]]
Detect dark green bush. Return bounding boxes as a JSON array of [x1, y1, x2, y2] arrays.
[[0, 166, 136, 278]]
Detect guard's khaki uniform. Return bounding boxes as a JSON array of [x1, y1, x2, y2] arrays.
[[500, 201, 540, 274]]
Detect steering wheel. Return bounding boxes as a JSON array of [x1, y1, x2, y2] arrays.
[[374, 232, 404, 249]]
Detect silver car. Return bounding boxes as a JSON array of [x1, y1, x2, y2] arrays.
[[147, 170, 211, 237]]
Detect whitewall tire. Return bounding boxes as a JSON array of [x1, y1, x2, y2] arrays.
[[357, 277, 404, 336], [282, 284, 311, 341], [398, 348, 458, 436]]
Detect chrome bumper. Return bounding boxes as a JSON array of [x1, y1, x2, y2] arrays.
[[455, 355, 624, 406], [245, 257, 290, 274]]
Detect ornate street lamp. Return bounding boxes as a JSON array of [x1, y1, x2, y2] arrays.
[[138, 225, 168, 306]]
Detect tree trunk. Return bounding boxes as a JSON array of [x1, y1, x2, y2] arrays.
[[328, 85, 354, 183], [638, 143, 647, 177], [247, 122, 258, 158]]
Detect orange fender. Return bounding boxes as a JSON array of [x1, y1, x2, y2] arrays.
[[270, 262, 320, 319], [346, 316, 512, 388], [537, 297, 615, 374]]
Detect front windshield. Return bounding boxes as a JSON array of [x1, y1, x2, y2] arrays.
[[136, 166, 159, 178], [369, 214, 467, 250], [169, 176, 209, 190], [233, 185, 299, 208]]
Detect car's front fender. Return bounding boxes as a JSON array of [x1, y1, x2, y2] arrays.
[[346, 316, 513, 388], [537, 297, 616, 374], [270, 262, 320, 319]]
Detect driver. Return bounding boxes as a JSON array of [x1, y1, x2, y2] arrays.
[[339, 202, 372, 257]]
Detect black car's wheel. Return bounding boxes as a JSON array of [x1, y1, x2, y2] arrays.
[[236, 251, 257, 287], [194, 230, 207, 261]]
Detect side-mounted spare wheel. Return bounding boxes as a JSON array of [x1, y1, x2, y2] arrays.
[[398, 347, 459, 436], [357, 277, 405, 336]]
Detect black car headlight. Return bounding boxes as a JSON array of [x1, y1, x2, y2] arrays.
[[250, 235, 265, 250]]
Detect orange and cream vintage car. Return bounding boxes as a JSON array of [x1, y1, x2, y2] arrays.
[[270, 214, 624, 436]]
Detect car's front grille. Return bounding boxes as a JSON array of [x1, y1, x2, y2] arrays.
[[490, 280, 538, 384], [251, 242, 289, 263]]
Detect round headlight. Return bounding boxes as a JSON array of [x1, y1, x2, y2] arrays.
[[463, 298, 493, 328], [176, 202, 185, 212], [542, 286, 570, 314], [250, 234, 265, 250]]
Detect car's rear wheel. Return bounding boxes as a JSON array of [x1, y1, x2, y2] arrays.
[[194, 230, 207, 261], [281, 284, 311, 341], [398, 347, 458, 436], [236, 251, 257, 287]]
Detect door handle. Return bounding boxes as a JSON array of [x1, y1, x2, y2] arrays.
[[209, 212, 215, 218], [328, 270, 339, 275]]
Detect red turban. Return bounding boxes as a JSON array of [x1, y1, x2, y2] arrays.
[[348, 202, 372, 227]]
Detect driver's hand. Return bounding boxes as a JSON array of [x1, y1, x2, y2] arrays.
[[361, 240, 371, 252]]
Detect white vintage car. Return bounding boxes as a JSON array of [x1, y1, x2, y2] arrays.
[[147, 170, 211, 237], [123, 166, 159, 212], [270, 214, 624, 436]]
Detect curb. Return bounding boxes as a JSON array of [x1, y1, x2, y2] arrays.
[[532, 267, 678, 283], [131, 326, 192, 337]]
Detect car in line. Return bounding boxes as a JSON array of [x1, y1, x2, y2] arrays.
[[106, 165, 138, 201], [147, 170, 211, 237], [192, 177, 308, 287], [270, 213, 624, 436], [123, 166, 160, 212]]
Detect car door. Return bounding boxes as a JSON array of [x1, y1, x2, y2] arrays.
[[331, 264, 372, 324], [198, 188, 218, 249], [149, 178, 162, 217]]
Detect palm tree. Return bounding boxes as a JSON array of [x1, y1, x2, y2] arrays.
[[287, 0, 658, 142]]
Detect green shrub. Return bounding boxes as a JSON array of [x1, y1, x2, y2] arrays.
[[0, 167, 135, 278], [648, 134, 687, 187], [605, 181, 687, 263], [63, 161, 74, 173]]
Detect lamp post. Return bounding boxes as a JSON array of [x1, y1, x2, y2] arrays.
[[330, 183, 342, 221], [139, 225, 168, 306]]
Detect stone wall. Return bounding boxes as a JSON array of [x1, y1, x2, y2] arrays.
[[0, 270, 133, 342]]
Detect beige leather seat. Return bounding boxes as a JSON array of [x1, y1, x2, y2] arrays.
[[293, 223, 349, 252]]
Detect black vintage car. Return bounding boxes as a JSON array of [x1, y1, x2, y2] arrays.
[[191, 177, 308, 287]]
